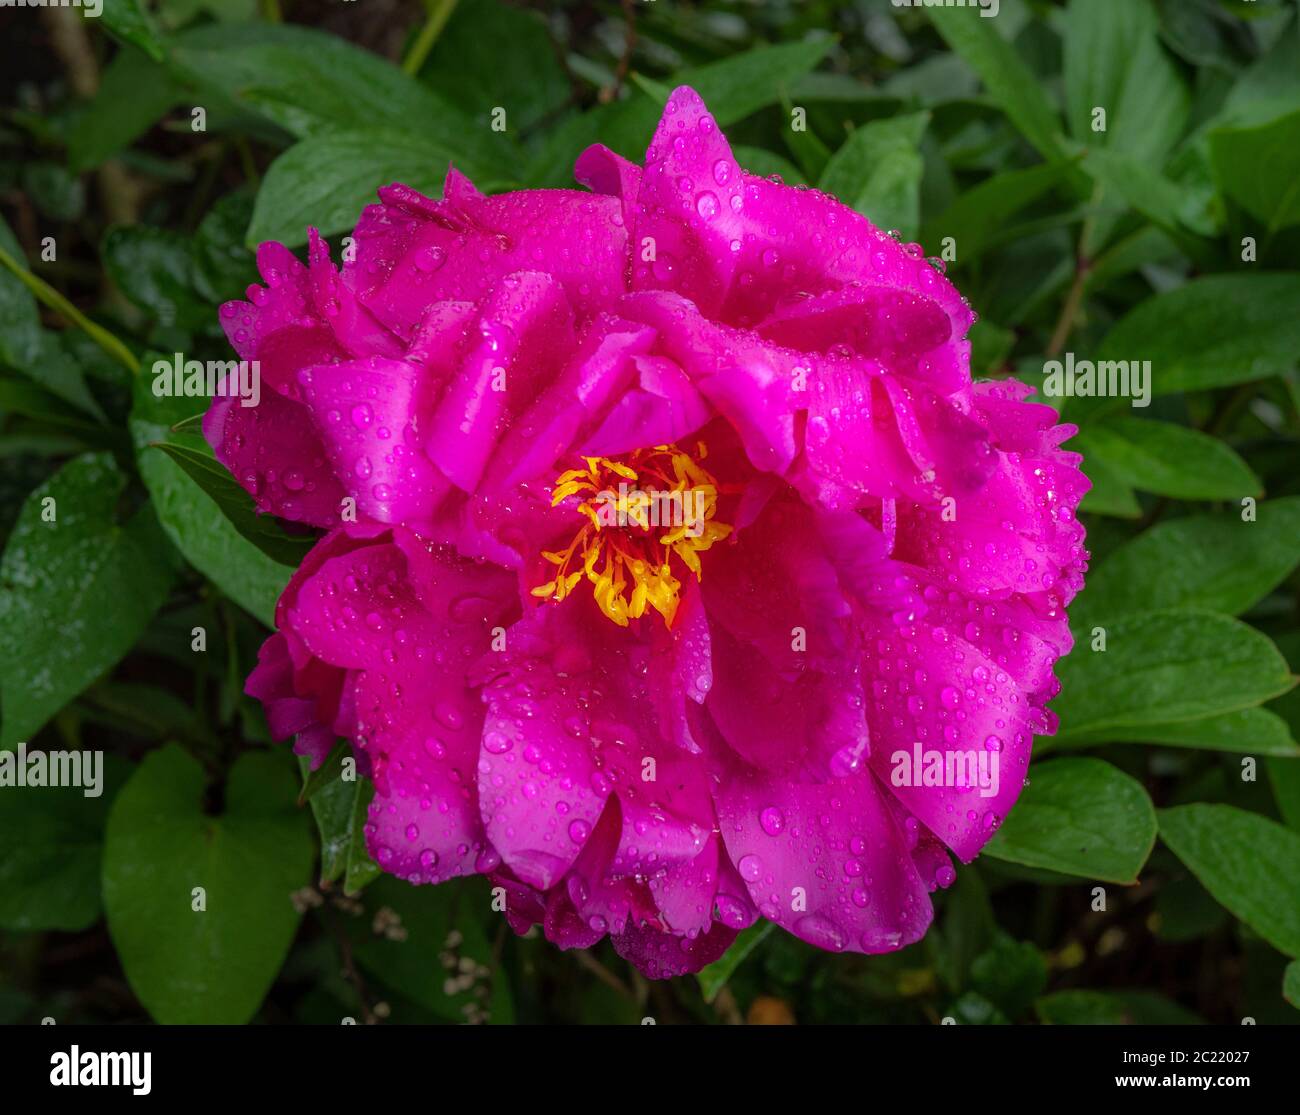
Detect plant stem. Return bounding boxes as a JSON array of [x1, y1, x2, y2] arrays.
[[1046, 260, 1089, 358], [0, 244, 138, 374], [1046, 184, 1103, 358], [403, 0, 458, 76]]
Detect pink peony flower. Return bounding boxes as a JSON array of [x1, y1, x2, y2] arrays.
[[212, 86, 1088, 977]]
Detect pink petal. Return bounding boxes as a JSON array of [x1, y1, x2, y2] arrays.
[[345, 179, 628, 340], [296, 355, 449, 526], [713, 750, 934, 954], [611, 919, 737, 979], [426, 271, 576, 493], [204, 384, 348, 528]]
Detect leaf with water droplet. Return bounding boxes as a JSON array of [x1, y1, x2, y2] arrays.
[[0, 453, 176, 749], [984, 757, 1156, 884]]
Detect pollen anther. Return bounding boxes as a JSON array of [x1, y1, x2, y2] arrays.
[[532, 443, 732, 627]]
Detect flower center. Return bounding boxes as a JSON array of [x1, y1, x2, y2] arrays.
[[532, 443, 732, 627]]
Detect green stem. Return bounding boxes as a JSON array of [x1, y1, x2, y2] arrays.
[[403, 0, 458, 76], [0, 244, 138, 375]]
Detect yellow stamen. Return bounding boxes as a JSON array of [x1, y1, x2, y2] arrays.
[[535, 443, 732, 627]]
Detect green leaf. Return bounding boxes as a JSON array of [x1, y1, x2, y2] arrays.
[[935, 866, 996, 994], [659, 40, 835, 127], [1063, 0, 1189, 165], [1210, 109, 1300, 234], [819, 113, 929, 239], [779, 92, 832, 182], [298, 740, 347, 805], [1215, 23, 1300, 130], [247, 130, 479, 248], [946, 990, 1010, 1025], [1158, 0, 1255, 72], [819, 114, 928, 199], [926, 7, 1074, 171], [857, 149, 926, 240], [1036, 989, 1202, 1025], [0, 755, 130, 931], [191, 192, 259, 305], [1076, 498, 1300, 623], [968, 933, 1047, 1019], [100, 0, 166, 63], [1285, 961, 1300, 1009], [102, 745, 313, 1023], [169, 23, 512, 175], [968, 319, 1014, 373], [732, 146, 804, 185], [696, 922, 773, 1003], [344, 779, 380, 895], [1159, 803, 1300, 957], [0, 217, 104, 419], [1088, 274, 1300, 404], [984, 758, 1156, 884], [1053, 610, 1293, 736], [0, 376, 104, 434], [0, 215, 43, 371], [101, 226, 213, 333], [67, 46, 185, 172], [86, 681, 222, 754], [420, 0, 570, 134], [1052, 707, 1298, 757], [23, 164, 85, 224], [0, 453, 175, 749], [305, 774, 379, 894], [298, 755, 362, 886], [921, 160, 1070, 265], [1074, 417, 1260, 501], [150, 441, 313, 568], [1078, 451, 1141, 519], [129, 377, 289, 627], [1269, 757, 1300, 831], [1083, 147, 1217, 241]]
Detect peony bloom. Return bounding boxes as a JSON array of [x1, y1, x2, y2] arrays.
[[211, 86, 1088, 977]]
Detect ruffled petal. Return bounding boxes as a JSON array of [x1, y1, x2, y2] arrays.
[[861, 610, 1036, 863], [282, 530, 516, 883], [611, 919, 737, 979], [204, 382, 348, 528], [713, 750, 934, 954], [345, 173, 628, 340], [296, 355, 449, 525], [426, 271, 576, 493], [474, 603, 613, 890]]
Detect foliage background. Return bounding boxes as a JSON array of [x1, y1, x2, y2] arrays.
[[1, 0, 1299, 1025]]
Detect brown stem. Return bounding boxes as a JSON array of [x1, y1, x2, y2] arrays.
[[600, 0, 638, 104], [574, 950, 635, 999], [325, 899, 377, 1024], [42, 7, 139, 226], [1045, 256, 1090, 358]]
